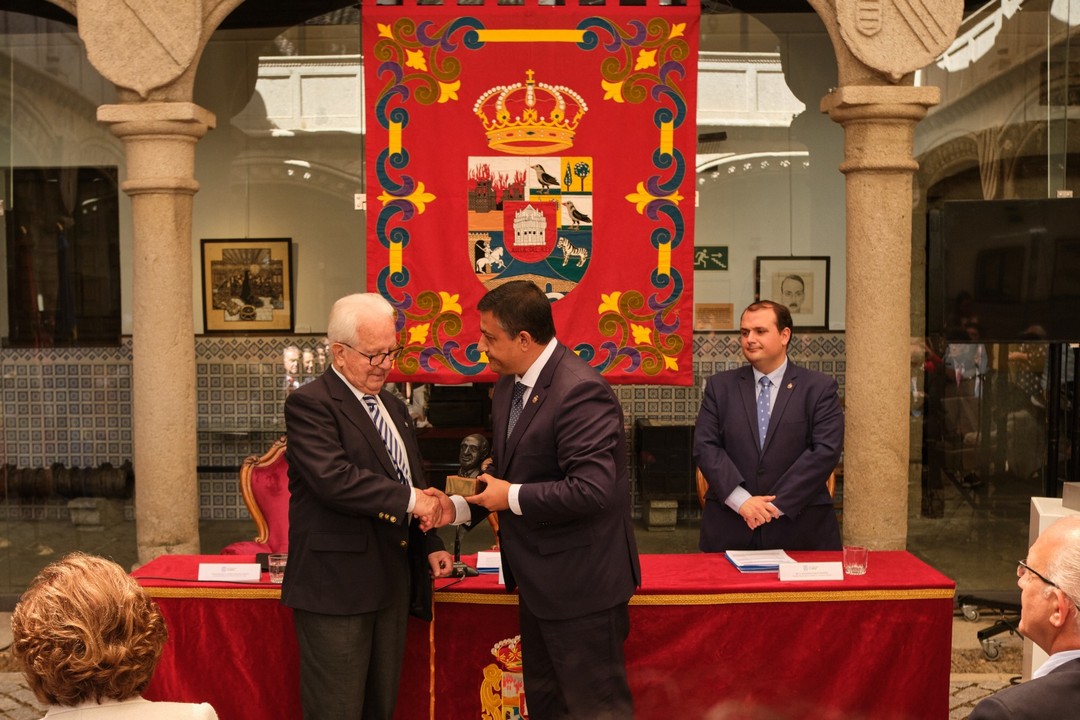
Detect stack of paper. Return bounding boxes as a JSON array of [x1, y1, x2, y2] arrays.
[[724, 549, 797, 573], [476, 551, 502, 574]]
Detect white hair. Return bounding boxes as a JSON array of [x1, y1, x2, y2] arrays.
[[326, 293, 395, 346]]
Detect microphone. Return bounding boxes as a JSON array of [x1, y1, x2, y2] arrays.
[[451, 525, 478, 577]]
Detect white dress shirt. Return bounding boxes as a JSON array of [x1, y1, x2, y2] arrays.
[[450, 337, 559, 524], [725, 359, 787, 514]]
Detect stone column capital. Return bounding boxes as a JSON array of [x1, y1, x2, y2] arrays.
[[98, 102, 216, 133], [97, 102, 216, 197], [822, 86, 941, 175], [821, 85, 940, 119]]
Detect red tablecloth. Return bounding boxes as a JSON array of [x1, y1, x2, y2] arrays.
[[135, 555, 431, 720], [136, 551, 954, 720]]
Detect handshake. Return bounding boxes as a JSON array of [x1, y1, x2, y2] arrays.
[[413, 486, 456, 532], [412, 472, 512, 532]]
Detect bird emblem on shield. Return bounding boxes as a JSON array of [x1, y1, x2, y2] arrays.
[[467, 156, 593, 301]]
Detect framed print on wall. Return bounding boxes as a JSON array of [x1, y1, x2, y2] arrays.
[[201, 238, 293, 334], [755, 256, 830, 331], [695, 303, 734, 332]]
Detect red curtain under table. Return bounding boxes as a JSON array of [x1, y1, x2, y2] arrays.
[[430, 551, 954, 720], [138, 551, 954, 720]]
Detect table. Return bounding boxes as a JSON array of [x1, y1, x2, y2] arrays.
[[133, 555, 429, 720], [135, 551, 954, 720]]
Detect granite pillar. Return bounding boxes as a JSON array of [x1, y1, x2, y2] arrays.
[[822, 86, 939, 549], [98, 102, 216, 564]]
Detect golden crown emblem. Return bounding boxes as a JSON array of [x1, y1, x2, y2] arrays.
[[473, 70, 588, 156], [490, 635, 524, 672]]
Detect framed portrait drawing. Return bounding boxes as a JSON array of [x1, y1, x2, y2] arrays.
[[201, 238, 293, 333], [755, 256, 830, 331]]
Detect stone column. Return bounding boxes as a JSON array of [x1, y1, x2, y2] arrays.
[[822, 87, 938, 549], [804, 0, 963, 549], [98, 102, 216, 564]]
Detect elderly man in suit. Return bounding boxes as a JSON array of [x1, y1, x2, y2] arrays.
[[427, 280, 640, 720], [695, 300, 843, 552], [281, 292, 452, 720], [970, 517, 1080, 719]]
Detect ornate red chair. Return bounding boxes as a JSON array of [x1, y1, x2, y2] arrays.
[[221, 436, 290, 555]]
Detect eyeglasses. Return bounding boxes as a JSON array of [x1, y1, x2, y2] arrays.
[[1017, 559, 1060, 588], [337, 342, 404, 367], [1018, 559, 1080, 609]]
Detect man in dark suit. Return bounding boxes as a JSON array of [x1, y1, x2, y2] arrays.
[[427, 280, 641, 720], [970, 517, 1080, 719], [281, 293, 452, 720], [695, 300, 843, 552]]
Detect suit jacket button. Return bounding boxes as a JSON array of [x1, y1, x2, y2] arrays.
[[400, 540, 408, 548], [390, 516, 397, 523]]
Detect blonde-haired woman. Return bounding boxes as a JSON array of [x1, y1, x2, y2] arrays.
[[11, 552, 218, 719]]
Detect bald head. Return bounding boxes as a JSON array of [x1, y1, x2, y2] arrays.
[[1042, 517, 1080, 592], [1020, 517, 1080, 653]]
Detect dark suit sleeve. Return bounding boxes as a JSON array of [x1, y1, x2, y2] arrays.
[[769, 374, 843, 517], [693, 375, 750, 501], [516, 376, 624, 522], [285, 386, 413, 521], [968, 696, 1010, 720]]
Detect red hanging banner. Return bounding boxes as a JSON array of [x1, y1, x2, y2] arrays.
[[364, 0, 699, 385]]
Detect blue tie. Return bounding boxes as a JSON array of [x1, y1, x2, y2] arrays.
[[362, 395, 411, 486], [507, 382, 527, 437], [757, 377, 772, 449]]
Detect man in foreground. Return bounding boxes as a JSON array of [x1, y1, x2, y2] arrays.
[[430, 280, 640, 719], [970, 517, 1080, 719]]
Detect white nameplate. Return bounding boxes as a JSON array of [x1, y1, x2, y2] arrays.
[[476, 551, 505, 585], [778, 562, 843, 582], [198, 563, 262, 583]]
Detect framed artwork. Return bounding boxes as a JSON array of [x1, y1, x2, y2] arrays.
[[755, 256, 830, 331], [694, 303, 734, 332], [201, 238, 293, 334]]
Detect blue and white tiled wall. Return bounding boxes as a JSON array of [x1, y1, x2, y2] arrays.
[[0, 333, 845, 521]]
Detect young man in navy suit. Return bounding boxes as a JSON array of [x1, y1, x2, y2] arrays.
[[970, 517, 1080, 719], [694, 300, 844, 552], [428, 280, 641, 720]]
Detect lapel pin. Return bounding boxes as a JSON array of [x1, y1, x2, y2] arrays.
[[531, 395, 539, 404], [787, 383, 793, 389]]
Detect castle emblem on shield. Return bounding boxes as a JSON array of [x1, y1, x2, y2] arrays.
[[467, 156, 593, 299], [480, 635, 528, 720], [469, 71, 592, 300]]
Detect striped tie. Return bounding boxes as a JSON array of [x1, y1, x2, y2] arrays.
[[362, 395, 411, 486]]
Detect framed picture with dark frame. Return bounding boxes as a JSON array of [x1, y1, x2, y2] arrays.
[[755, 256, 830, 331], [201, 238, 293, 334]]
